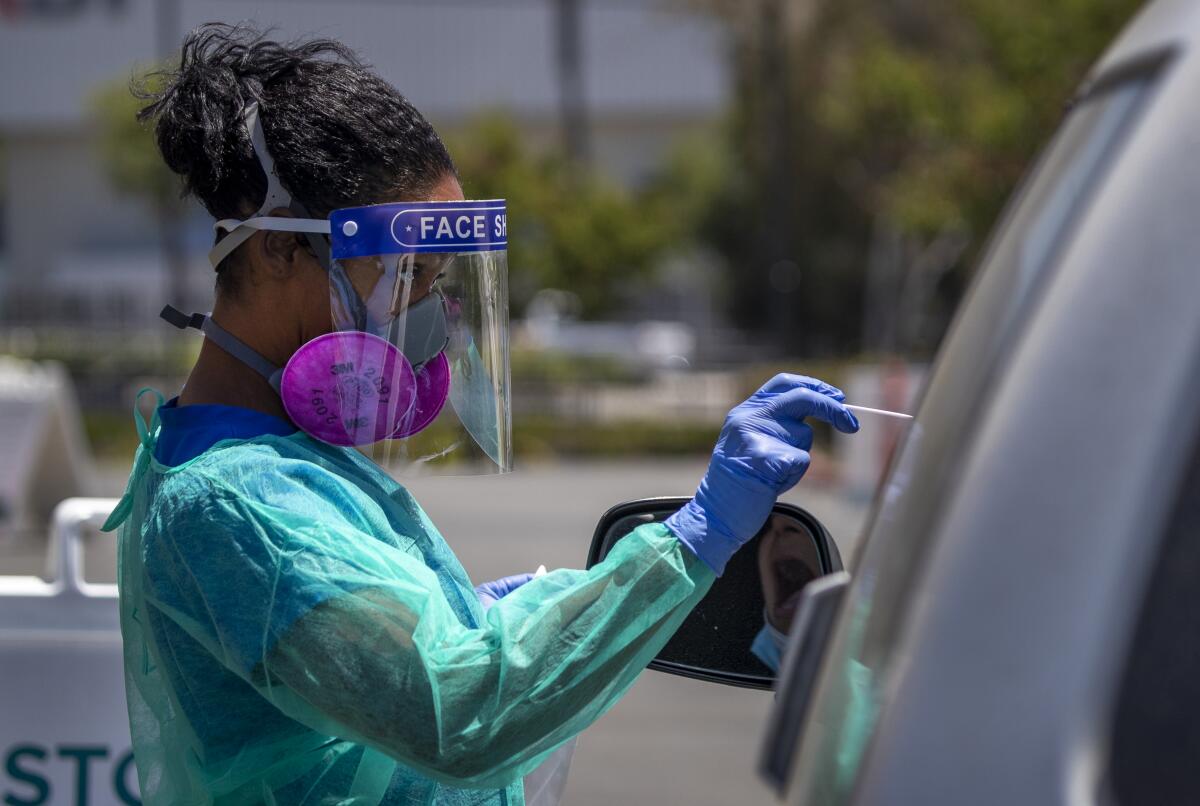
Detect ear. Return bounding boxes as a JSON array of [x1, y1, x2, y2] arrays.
[[255, 208, 318, 281], [260, 235, 303, 280]]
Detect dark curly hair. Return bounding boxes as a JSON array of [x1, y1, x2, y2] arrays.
[[137, 22, 456, 293]]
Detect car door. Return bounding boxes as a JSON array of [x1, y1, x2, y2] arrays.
[[771, 3, 1200, 803]]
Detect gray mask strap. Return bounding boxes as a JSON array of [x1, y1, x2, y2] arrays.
[[208, 102, 331, 270], [245, 101, 292, 215], [290, 198, 331, 271], [159, 306, 284, 392]]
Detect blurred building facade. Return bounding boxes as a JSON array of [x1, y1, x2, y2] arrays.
[[0, 0, 728, 330]]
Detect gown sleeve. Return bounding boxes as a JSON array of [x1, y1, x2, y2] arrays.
[[143, 468, 714, 789]]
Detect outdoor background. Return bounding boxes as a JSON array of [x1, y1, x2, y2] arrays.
[[0, 0, 1142, 804]]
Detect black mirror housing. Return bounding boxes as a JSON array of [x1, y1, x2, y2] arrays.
[[587, 497, 843, 690]]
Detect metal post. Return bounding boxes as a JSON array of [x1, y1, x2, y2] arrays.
[[156, 0, 188, 314], [556, 0, 590, 168], [759, 0, 797, 351]]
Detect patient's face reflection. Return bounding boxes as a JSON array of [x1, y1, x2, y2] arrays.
[[757, 515, 818, 634]]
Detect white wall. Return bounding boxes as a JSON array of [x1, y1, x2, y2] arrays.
[[1, 0, 729, 325], [0, 0, 727, 128], [3, 130, 164, 285]]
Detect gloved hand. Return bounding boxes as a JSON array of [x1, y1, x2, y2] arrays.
[[665, 374, 859, 576], [475, 572, 536, 611]]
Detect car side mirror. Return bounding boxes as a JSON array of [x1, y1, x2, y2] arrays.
[[587, 497, 843, 690]]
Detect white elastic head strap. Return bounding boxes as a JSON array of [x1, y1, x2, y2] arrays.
[[207, 101, 331, 269]]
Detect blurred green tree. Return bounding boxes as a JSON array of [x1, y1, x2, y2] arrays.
[[448, 115, 687, 318], [92, 72, 191, 310], [92, 76, 172, 199], [688, 0, 1144, 357]]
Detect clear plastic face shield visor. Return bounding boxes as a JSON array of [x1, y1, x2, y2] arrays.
[[316, 201, 512, 473], [162, 103, 511, 474]]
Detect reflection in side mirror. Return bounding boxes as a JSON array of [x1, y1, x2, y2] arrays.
[[587, 497, 842, 690]]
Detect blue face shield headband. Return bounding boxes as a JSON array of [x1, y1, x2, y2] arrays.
[[163, 102, 513, 470]]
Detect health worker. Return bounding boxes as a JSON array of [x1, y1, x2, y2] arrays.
[[103, 23, 861, 806]]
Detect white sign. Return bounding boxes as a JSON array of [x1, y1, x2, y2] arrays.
[[0, 499, 139, 806]]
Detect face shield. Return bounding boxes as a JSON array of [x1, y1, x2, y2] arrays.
[[161, 103, 511, 474], [303, 201, 512, 471]]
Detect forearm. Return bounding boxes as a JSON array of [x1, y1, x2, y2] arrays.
[[266, 522, 713, 787]]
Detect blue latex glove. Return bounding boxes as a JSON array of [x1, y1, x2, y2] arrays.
[[475, 572, 536, 611], [665, 374, 860, 575]]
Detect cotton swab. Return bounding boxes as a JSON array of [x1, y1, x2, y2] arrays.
[[844, 404, 913, 421]]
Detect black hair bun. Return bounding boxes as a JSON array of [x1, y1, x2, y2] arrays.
[[135, 23, 456, 286]]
